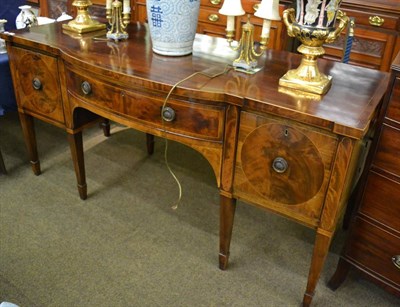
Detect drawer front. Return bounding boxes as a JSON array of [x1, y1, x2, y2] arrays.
[[8, 47, 64, 124], [346, 217, 400, 286], [386, 76, 400, 123], [66, 67, 225, 142], [341, 8, 399, 32], [373, 124, 400, 176], [360, 171, 400, 232], [198, 6, 227, 27], [233, 111, 338, 225]]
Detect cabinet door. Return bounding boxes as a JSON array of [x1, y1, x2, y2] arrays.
[[8, 47, 65, 125], [233, 111, 338, 227]]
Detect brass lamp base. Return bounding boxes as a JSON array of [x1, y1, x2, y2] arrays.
[[279, 45, 332, 95], [62, 0, 106, 34], [62, 21, 106, 34]]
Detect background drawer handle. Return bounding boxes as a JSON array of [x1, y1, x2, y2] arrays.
[[210, 0, 221, 5], [32, 78, 42, 90], [81, 81, 92, 95], [369, 15, 384, 27], [161, 106, 176, 122], [208, 14, 219, 22], [393, 255, 400, 270], [272, 157, 288, 173]]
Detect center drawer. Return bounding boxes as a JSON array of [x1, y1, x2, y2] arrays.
[[65, 66, 225, 142]]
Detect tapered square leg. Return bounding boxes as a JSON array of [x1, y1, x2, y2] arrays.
[[18, 112, 41, 175], [219, 194, 237, 270], [67, 132, 87, 200]]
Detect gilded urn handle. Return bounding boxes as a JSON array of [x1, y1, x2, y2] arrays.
[[326, 10, 349, 44], [282, 8, 296, 38]]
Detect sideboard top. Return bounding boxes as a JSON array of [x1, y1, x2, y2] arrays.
[[1, 22, 389, 139]]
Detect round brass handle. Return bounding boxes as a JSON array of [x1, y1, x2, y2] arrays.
[[369, 15, 384, 27], [81, 81, 92, 95], [210, 0, 221, 5], [272, 157, 288, 174], [161, 106, 176, 122], [208, 14, 219, 22], [253, 4, 260, 11], [32, 77, 42, 90], [393, 255, 400, 270]]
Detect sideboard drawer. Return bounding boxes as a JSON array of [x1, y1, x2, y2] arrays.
[[373, 124, 400, 176], [233, 111, 338, 226], [66, 67, 225, 142], [359, 171, 400, 232], [8, 47, 64, 124], [345, 217, 400, 286], [386, 76, 400, 123]]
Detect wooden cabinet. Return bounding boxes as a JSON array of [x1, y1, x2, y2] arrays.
[[323, 0, 400, 71], [133, 0, 290, 51], [328, 51, 400, 297]]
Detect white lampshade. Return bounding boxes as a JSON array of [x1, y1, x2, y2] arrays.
[[219, 0, 245, 16], [254, 0, 281, 20]]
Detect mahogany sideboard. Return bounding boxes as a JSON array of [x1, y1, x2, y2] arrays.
[[1, 22, 389, 306], [328, 52, 400, 297]]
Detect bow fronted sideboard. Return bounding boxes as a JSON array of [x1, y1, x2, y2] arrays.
[[1, 22, 389, 306]]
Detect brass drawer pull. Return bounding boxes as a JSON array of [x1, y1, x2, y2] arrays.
[[253, 4, 260, 11], [81, 81, 92, 95], [208, 14, 219, 22], [210, 0, 221, 5], [393, 255, 400, 270], [272, 157, 288, 173], [32, 77, 42, 90], [161, 106, 176, 122], [369, 15, 384, 27]]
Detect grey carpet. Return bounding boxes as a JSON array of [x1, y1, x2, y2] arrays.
[[1, 112, 399, 307]]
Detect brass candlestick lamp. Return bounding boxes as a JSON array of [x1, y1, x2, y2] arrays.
[[219, 0, 281, 74], [63, 0, 106, 33], [279, 1, 349, 95], [106, 0, 131, 41]]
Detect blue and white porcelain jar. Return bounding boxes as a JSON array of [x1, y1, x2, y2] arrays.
[[146, 0, 200, 56]]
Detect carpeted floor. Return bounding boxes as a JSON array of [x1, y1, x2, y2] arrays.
[[1, 112, 399, 307]]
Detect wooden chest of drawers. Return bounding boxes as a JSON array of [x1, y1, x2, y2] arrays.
[[328, 51, 400, 297], [323, 0, 400, 72]]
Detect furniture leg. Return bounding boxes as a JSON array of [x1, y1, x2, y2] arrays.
[[100, 118, 110, 137], [219, 194, 237, 270], [327, 257, 351, 290], [67, 131, 87, 200], [303, 228, 334, 307], [0, 148, 7, 174], [18, 112, 41, 175], [146, 133, 154, 155]]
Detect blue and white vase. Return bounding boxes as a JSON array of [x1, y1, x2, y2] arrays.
[[146, 0, 200, 56]]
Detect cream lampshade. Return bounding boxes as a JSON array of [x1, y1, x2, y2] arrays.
[[254, 0, 281, 20], [219, 0, 245, 32]]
